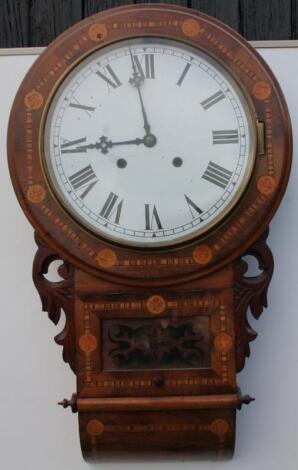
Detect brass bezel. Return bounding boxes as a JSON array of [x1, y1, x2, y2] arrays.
[[40, 35, 258, 251]]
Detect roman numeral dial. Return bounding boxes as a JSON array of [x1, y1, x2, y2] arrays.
[[177, 63, 191, 86], [202, 162, 233, 189], [145, 204, 163, 230], [201, 90, 225, 110], [100, 192, 123, 224], [61, 137, 87, 154], [133, 54, 155, 79], [68, 165, 98, 199], [184, 195, 203, 218], [212, 130, 239, 144], [69, 100, 96, 117], [96, 65, 122, 90], [69, 103, 95, 112]]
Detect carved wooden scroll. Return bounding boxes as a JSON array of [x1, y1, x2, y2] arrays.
[[32, 232, 76, 372], [234, 229, 274, 372]]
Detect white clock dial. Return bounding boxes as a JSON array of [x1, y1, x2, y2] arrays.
[[44, 38, 256, 248]]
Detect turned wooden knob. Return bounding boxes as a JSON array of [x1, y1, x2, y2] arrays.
[[236, 388, 255, 409], [153, 376, 165, 388], [58, 393, 78, 413]]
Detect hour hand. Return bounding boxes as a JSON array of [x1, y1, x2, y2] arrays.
[[76, 135, 144, 155]]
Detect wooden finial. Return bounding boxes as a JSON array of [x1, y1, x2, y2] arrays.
[[237, 388, 255, 409], [58, 393, 77, 413]]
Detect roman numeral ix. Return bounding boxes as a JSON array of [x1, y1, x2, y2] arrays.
[[212, 129, 239, 144], [202, 162, 233, 189], [61, 137, 87, 154], [68, 165, 98, 199]]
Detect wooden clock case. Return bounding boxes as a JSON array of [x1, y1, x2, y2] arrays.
[[7, 3, 292, 461]]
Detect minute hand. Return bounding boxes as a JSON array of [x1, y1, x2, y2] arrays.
[[136, 86, 151, 135], [129, 49, 152, 135]]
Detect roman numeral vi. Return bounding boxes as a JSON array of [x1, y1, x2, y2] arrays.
[[145, 204, 163, 230]]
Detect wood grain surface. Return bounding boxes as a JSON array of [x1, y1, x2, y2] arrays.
[[0, 0, 297, 47]]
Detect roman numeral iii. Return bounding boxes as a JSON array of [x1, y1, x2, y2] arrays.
[[212, 130, 239, 144], [202, 162, 233, 189], [68, 165, 98, 198], [133, 54, 155, 79]]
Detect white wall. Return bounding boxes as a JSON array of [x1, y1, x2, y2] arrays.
[[0, 47, 297, 469]]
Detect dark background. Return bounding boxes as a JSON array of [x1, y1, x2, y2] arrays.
[[0, 0, 296, 47]]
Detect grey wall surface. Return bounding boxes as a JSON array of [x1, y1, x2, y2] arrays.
[[0, 46, 297, 469]]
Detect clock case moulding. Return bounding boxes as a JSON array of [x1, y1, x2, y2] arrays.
[[7, 3, 292, 460]]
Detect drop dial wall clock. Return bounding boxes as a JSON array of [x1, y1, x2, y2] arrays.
[[7, 4, 292, 461]]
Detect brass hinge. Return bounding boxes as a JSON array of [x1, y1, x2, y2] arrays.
[[257, 120, 265, 156]]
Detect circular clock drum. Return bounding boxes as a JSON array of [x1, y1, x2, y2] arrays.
[[43, 37, 256, 248]]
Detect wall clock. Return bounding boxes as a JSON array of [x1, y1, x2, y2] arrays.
[[7, 3, 292, 460]]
